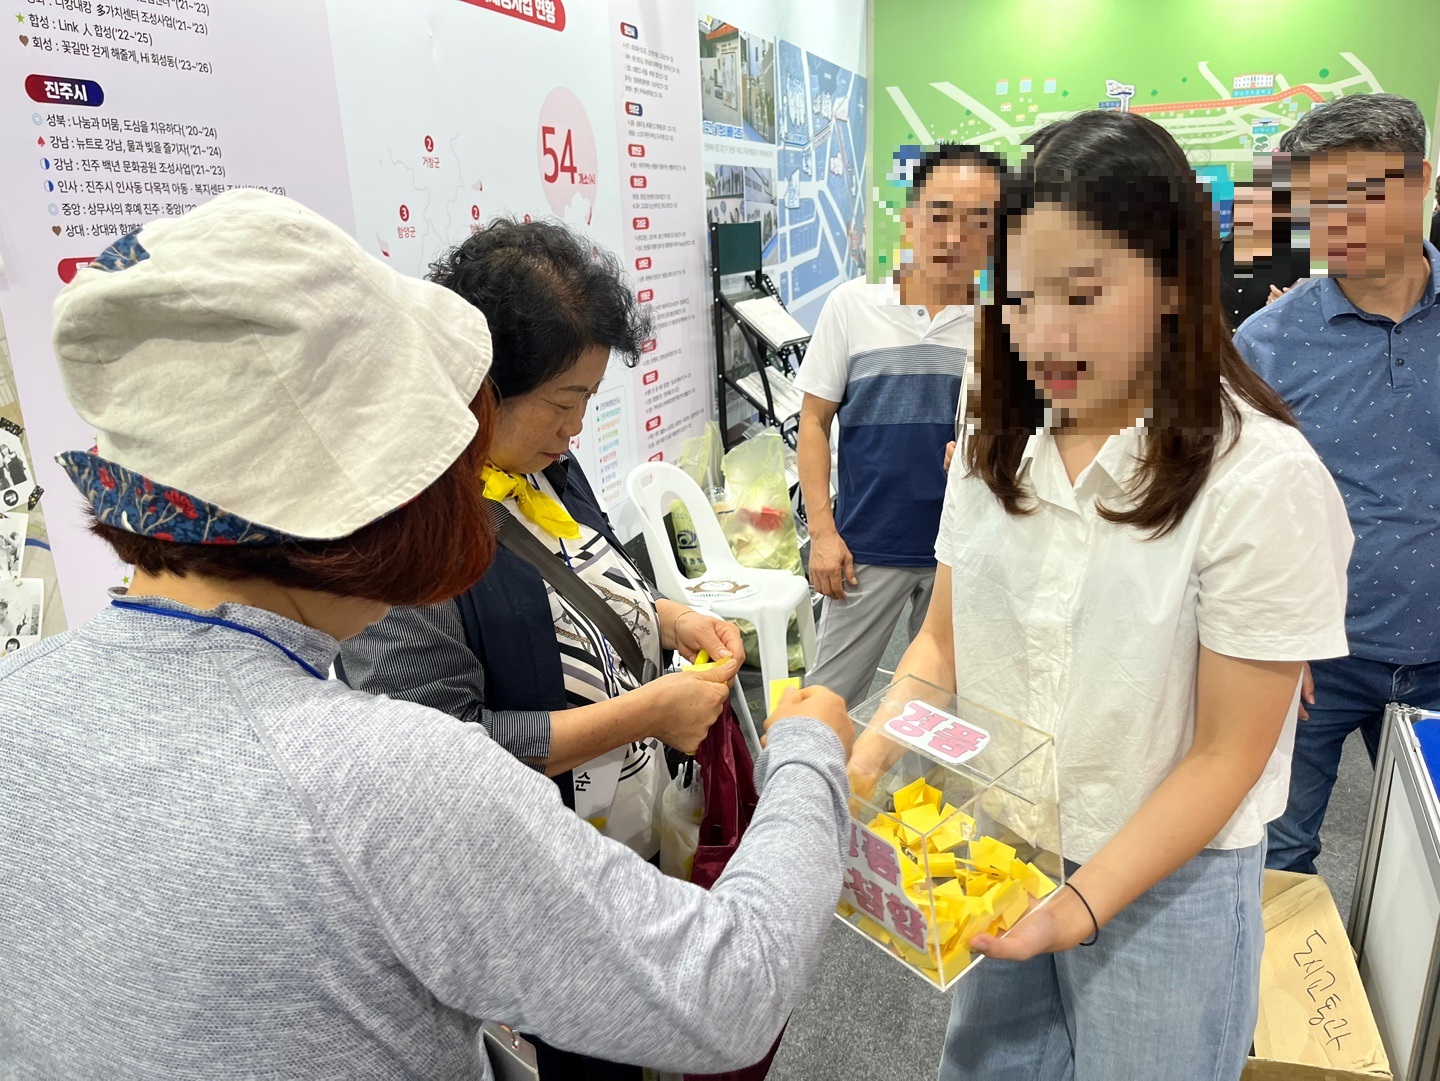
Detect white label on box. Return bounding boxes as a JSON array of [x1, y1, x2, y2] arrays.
[[841, 820, 929, 950], [883, 701, 991, 765]]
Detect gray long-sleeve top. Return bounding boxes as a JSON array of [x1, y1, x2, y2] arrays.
[[0, 596, 848, 1079]]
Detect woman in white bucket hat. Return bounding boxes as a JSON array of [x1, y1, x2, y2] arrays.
[[0, 189, 854, 1080]]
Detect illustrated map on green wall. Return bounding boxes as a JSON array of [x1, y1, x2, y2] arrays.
[[870, 0, 1440, 272], [886, 59, 1370, 160]]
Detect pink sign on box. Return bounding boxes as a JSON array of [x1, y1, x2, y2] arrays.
[[884, 701, 990, 765], [840, 820, 929, 951]]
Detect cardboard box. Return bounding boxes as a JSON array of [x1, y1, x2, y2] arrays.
[[1243, 871, 1392, 1080]]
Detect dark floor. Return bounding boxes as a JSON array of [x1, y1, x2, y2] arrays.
[[743, 603, 1376, 1081]]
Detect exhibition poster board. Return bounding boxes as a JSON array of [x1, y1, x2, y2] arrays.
[[0, 0, 716, 622]]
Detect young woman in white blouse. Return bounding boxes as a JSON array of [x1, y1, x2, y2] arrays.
[[879, 112, 1354, 1079]]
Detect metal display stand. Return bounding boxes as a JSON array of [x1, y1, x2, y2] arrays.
[[1350, 703, 1440, 1080], [709, 221, 810, 454]]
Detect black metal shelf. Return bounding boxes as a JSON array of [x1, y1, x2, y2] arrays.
[[710, 221, 810, 454]]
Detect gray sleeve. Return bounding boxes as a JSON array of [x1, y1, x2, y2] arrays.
[[281, 697, 849, 1074], [337, 601, 551, 764]]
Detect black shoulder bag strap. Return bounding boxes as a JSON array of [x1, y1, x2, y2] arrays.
[[490, 503, 658, 685]]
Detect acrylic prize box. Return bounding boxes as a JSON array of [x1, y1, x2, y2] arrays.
[[837, 675, 1065, 989]]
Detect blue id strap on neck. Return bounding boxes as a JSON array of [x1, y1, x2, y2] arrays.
[[110, 599, 327, 680]]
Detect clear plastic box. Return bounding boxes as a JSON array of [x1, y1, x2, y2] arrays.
[[836, 675, 1064, 989]]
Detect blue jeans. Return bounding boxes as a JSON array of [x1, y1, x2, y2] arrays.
[[1266, 654, 1440, 874], [939, 844, 1265, 1081]]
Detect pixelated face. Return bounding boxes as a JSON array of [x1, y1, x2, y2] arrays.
[[903, 163, 1001, 296], [1300, 151, 1428, 278], [1004, 205, 1176, 421], [1233, 184, 1273, 238]]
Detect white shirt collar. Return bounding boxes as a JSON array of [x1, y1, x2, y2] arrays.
[[874, 279, 975, 328], [1018, 424, 1147, 511]]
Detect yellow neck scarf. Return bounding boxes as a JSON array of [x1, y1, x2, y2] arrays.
[[480, 464, 582, 540]]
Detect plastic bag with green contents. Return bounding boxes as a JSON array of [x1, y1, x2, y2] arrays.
[[667, 422, 727, 578], [666, 427, 806, 673], [721, 432, 805, 672], [719, 431, 801, 575]]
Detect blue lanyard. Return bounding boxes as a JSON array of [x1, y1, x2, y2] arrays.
[[110, 599, 327, 680]]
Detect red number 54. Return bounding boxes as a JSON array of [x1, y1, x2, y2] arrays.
[[541, 125, 578, 183]]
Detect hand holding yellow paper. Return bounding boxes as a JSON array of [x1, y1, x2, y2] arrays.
[[767, 676, 802, 712], [681, 649, 721, 673]]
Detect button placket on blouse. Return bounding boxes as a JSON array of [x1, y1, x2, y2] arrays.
[[1023, 498, 1089, 728], [1049, 480, 1103, 723]]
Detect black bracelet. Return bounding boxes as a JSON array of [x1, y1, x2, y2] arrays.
[[1065, 881, 1100, 946]]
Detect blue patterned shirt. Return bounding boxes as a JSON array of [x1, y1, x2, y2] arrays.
[[1235, 242, 1440, 664]]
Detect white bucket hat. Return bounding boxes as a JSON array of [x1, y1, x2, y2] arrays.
[[53, 189, 493, 544]]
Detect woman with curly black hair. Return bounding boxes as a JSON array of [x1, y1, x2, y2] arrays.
[[340, 222, 754, 1078], [345, 217, 747, 836]]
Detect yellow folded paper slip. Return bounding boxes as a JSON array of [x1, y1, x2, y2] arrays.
[[767, 676, 801, 711], [681, 649, 721, 672], [846, 777, 1058, 977], [892, 775, 942, 812]]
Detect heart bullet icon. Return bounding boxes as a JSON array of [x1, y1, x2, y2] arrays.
[[51, 226, 60, 236], [19, 35, 29, 45]]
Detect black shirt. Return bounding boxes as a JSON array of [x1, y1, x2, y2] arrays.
[[1219, 236, 1311, 330]]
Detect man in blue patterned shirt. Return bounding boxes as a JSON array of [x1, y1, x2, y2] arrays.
[[1235, 93, 1440, 874]]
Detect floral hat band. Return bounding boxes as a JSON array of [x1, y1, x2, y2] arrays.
[[58, 451, 300, 546]]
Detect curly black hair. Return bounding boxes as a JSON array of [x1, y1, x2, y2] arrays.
[[427, 218, 653, 399]]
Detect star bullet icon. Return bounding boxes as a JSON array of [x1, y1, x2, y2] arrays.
[[16, 13, 27, 22]]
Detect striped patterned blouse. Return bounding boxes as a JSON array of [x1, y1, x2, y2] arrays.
[[510, 471, 665, 857]]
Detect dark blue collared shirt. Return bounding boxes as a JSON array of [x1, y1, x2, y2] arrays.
[[1235, 241, 1440, 664]]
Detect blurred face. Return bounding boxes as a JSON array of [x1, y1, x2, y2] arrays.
[[1004, 205, 1177, 427], [490, 345, 610, 474], [1300, 150, 1431, 278], [902, 162, 1001, 301], [1233, 184, 1272, 241]]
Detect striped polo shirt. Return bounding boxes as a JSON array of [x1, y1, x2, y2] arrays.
[[795, 276, 972, 566]]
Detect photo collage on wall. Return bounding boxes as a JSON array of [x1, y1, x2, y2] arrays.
[[0, 419, 43, 656], [699, 15, 868, 331]]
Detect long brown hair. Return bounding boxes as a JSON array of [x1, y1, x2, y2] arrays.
[[965, 110, 1295, 537]]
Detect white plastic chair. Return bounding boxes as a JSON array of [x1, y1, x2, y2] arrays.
[[626, 461, 817, 717]]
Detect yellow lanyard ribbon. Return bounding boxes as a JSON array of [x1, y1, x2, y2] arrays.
[[480, 465, 582, 540]]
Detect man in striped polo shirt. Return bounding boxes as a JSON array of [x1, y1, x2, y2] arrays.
[[796, 145, 1005, 707]]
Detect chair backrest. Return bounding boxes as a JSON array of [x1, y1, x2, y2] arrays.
[[625, 461, 742, 602]]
